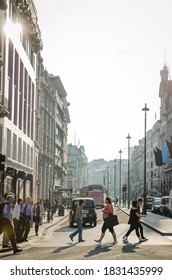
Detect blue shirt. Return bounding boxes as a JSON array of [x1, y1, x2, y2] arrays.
[[2, 203, 12, 220], [21, 203, 33, 220]]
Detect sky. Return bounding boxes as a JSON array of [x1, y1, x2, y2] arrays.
[[34, 0, 172, 162]]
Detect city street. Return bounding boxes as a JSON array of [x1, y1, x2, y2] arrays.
[[1, 208, 172, 260]]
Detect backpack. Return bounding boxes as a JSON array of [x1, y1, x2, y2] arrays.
[[0, 203, 8, 217]]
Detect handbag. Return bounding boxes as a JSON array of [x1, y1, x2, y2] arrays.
[[105, 213, 119, 227]]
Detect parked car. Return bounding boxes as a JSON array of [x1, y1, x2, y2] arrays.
[[69, 197, 97, 227], [146, 196, 154, 209], [160, 196, 170, 216], [151, 198, 161, 214]]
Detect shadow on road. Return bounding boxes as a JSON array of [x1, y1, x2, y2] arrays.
[[0, 249, 13, 258], [84, 244, 112, 258], [52, 242, 77, 254], [122, 242, 141, 253]]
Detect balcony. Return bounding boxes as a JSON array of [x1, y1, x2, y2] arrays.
[[0, 94, 9, 118]]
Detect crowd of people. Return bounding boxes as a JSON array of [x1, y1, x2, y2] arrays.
[[0, 192, 147, 255], [0, 193, 49, 254], [69, 196, 147, 245]]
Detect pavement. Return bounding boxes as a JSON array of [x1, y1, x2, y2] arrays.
[[120, 207, 172, 236], [0, 209, 69, 250], [1, 207, 172, 251]]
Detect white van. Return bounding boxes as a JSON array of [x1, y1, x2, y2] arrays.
[[169, 190, 172, 217]]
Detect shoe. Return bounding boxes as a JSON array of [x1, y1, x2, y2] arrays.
[[123, 236, 129, 243], [111, 241, 118, 245], [36, 233, 39, 236], [24, 239, 29, 242], [79, 240, 85, 242], [139, 237, 146, 242], [94, 239, 101, 243], [13, 248, 23, 254], [69, 235, 73, 241], [2, 245, 11, 249]]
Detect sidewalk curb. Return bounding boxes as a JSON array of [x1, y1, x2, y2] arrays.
[[118, 207, 171, 236], [28, 212, 69, 239]]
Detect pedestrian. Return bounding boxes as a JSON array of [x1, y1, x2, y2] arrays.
[[123, 200, 145, 243], [0, 195, 23, 254], [137, 197, 147, 241], [69, 199, 85, 242], [95, 197, 117, 245], [21, 196, 33, 242], [2, 192, 15, 249], [115, 197, 118, 206], [13, 198, 23, 242], [33, 197, 44, 236]]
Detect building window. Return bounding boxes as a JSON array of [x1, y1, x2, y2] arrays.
[[31, 147, 33, 168], [6, 129, 11, 157], [23, 141, 26, 165], [18, 138, 22, 163], [13, 133, 17, 160], [27, 144, 30, 166], [0, 126, 2, 153]]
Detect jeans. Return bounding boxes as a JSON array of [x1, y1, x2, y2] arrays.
[[34, 216, 41, 234], [70, 218, 83, 241]]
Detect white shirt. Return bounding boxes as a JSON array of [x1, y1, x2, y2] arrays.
[[13, 203, 21, 220]]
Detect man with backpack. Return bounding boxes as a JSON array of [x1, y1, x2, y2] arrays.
[[0, 194, 22, 254]]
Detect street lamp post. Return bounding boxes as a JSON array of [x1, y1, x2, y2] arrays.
[[114, 159, 117, 204], [126, 133, 131, 209], [142, 103, 149, 215], [107, 166, 109, 196], [119, 149, 122, 206]]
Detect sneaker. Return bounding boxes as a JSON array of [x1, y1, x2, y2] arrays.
[[69, 235, 73, 241], [94, 239, 101, 243], [13, 248, 23, 254], [79, 240, 85, 242], [139, 237, 146, 242], [2, 245, 12, 249], [123, 236, 129, 243], [111, 241, 118, 245]]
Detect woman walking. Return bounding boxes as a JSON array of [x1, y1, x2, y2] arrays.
[[123, 200, 145, 243], [95, 197, 117, 245], [33, 198, 44, 236]]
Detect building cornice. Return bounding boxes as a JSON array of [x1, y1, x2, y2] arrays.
[[16, 0, 43, 54]]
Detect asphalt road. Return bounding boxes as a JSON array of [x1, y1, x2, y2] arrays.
[[1, 208, 172, 260]]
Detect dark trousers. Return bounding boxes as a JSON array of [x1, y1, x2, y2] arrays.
[[21, 216, 31, 240], [102, 220, 114, 233], [138, 222, 144, 238], [0, 218, 17, 250], [34, 216, 41, 234], [13, 218, 22, 242], [126, 223, 140, 238]]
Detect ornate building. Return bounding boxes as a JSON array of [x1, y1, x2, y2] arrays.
[[0, 0, 42, 199], [0, 0, 70, 201]]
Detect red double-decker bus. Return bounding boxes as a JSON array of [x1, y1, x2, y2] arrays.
[[80, 184, 106, 208]]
